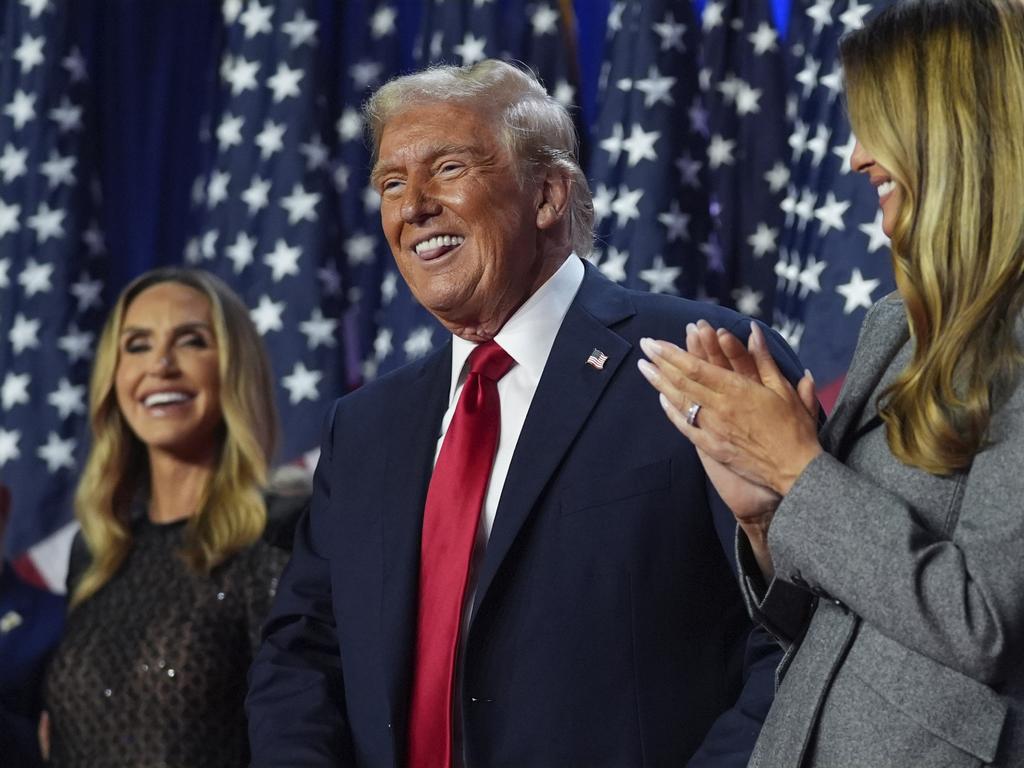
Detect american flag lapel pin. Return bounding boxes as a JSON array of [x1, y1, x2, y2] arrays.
[[0, 610, 22, 634], [586, 348, 608, 370]]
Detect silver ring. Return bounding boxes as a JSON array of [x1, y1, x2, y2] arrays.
[[685, 402, 702, 427]]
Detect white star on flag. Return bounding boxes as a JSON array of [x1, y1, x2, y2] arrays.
[[453, 33, 487, 66], [299, 309, 338, 349], [639, 255, 682, 294], [48, 378, 87, 420], [0, 144, 28, 182], [250, 295, 285, 334], [267, 63, 304, 102], [18, 258, 54, 296], [621, 124, 660, 167], [836, 268, 881, 314], [14, 34, 45, 74], [0, 429, 19, 467], [241, 176, 271, 213], [4, 89, 36, 130], [264, 239, 301, 281], [255, 120, 286, 158], [282, 362, 322, 404], [57, 324, 94, 363], [37, 432, 76, 473], [9, 314, 41, 354], [283, 9, 319, 47], [226, 232, 256, 273], [280, 184, 320, 225], [611, 185, 643, 227], [224, 57, 260, 95], [2, 372, 31, 411], [369, 6, 397, 39], [239, 0, 273, 39], [0, 199, 21, 238]]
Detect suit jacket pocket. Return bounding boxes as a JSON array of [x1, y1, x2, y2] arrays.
[[845, 625, 1008, 763], [559, 459, 672, 517]]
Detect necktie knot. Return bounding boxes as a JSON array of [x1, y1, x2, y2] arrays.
[[468, 340, 515, 382]]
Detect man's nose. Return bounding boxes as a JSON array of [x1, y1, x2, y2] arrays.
[[400, 181, 441, 223]]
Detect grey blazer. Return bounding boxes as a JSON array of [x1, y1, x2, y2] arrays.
[[739, 293, 1023, 767]]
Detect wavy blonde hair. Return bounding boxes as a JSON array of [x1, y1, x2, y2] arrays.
[[71, 268, 279, 607], [841, 0, 1024, 474]]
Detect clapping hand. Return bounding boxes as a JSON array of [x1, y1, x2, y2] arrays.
[[637, 321, 822, 580]]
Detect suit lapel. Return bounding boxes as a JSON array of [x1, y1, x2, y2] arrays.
[[820, 295, 909, 456], [469, 266, 635, 626], [378, 343, 452, 740]]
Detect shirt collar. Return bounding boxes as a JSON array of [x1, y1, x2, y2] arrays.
[[448, 254, 585, 403]]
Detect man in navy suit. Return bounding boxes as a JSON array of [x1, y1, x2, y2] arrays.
[[247, 59, 802, 767]]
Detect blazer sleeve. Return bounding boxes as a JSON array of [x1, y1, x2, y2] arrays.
[[686, 320, 804, 768], [764, 377, 1024, 688], [246, 400, 356, 766]]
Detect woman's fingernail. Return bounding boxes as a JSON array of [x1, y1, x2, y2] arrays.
[[749, 321, 765, 349], [637, 358, 659, 381], [639, 337, 663, 358]]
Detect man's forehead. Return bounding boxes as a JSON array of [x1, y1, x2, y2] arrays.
[[374, 108, 503, 173]]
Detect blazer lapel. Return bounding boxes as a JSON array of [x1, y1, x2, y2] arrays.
[[378, 343, 452, 742], [469, 266, 636, 626], [821, 295, 909, 456]]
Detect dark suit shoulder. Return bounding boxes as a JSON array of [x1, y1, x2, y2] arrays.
[[330, 342, 449, 417]]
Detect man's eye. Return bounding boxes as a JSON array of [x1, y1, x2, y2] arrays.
[[439, 162, 462, 174], [381, 179, 404, 194], [124, 341, 149, 354]]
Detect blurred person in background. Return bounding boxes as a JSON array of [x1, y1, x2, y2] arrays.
[[640, 0, 1024, 765], [42, 268, 290, 767], [0, 482, 64, 768]]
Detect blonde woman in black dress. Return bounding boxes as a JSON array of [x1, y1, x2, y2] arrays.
[[44, 268, 289, 767]]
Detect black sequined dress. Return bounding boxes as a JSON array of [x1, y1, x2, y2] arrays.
[[44, 516, 289, 767]]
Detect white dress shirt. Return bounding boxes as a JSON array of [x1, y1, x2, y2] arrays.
[[435, 253, 584, 548]]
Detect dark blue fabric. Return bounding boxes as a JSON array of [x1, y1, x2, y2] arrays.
[[0, 565, 65, 768], [89, 0, 219, 289]]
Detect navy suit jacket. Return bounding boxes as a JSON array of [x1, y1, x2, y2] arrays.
[[248, 264, 803, 767]]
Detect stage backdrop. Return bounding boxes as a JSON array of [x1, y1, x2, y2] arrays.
[[0, 0, 895, 589]]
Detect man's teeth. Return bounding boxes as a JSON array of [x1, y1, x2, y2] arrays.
[[877, 180, 896, 198], [144, 392, 190, 407], [414, 235, 465, 255]]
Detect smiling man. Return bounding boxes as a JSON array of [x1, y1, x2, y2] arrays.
[[247, 60, 803, 768]]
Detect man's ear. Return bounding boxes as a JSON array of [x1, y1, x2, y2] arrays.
[[536, 171, 571, 231]]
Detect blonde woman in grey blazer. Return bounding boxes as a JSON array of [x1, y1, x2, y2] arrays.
[[637, 0, 1024, 765]]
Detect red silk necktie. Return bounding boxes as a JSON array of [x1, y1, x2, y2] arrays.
[[407, 340, 516, 768]]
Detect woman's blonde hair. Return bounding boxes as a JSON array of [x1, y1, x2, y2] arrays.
[[841, 0, 1024, 474], [71, 268, 279, 607]]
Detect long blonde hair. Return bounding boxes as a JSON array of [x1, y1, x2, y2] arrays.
[[71, 268, 279, 607], [841, 0, 1024, 474]]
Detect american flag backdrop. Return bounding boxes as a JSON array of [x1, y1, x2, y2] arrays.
[[0, 0, 898, 588], [184, 0, 348, 464], [773, 0, 897, 407], [586, 0, 717, 302], [0, 0, 102, 590], [701, 0, 789, 323]]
